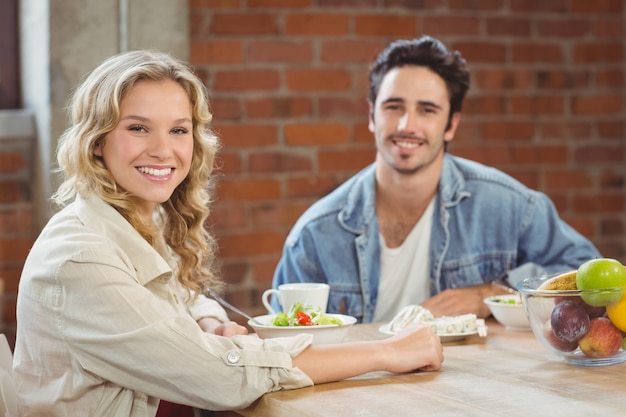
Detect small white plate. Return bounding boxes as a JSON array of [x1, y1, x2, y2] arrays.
[[378, 324, 479, 342]]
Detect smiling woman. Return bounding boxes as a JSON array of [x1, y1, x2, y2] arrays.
[[12, 49, 444, 417]]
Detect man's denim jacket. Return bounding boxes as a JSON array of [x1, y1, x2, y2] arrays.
[[272, 154, 601, 323]]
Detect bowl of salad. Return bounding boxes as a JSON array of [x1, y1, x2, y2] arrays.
[[483, 293, 530, 331], [248, 302, 357, 345]]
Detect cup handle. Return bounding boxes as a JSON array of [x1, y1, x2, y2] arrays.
[[262, 289, 279, 315]]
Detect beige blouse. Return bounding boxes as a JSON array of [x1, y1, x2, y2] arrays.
[[14, 194, 312, 417]]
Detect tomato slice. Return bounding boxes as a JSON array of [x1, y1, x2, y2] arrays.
[[296, 311, 312, 326]]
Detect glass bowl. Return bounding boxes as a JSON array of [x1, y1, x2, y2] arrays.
[[518, 274, 626, 366]]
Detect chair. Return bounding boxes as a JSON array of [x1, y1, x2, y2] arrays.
[[0, 334, 17, 417]]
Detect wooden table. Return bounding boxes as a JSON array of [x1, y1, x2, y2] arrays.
[[211, 319, 626, 417]]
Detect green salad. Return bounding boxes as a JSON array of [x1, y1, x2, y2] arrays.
[[272, 302, 344, 327]]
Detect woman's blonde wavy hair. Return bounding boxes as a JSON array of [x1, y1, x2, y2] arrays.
[[53, 50, 223, 296]]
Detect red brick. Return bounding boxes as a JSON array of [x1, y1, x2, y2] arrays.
[[285, 69, 351, 92], [572, 94, 623, 115], [248, 0, 311, 6], [353, 123, 373, 144], [354, 15, 418, 37], [249, 202, 311, 228], [472, 69, 533, 91], [284, 124, 350, 146], [0, 151, 27, 174], [448, 0, 503, 10], [209, 97, 242, 120], [0, 182, 28, 204], [573, 194, 624, 213], [189, 0, 242, 7], [482, 122, 535, 140], [318, 149, 375, 172], [216, 179, 281, 201], [317, 97, 368, 118], [536, 70, 590, 90], [486, 17, 531, 37], [449, 41, 507, 63], [248, 152, 313, 173], [210, 13, 279, 35], [209, 204, 247, 230], [573, 145, 625, 163], [252, 258, 281, 286], [592, 19, 623, 37], [286, 176, 346, 198], [508, 96, 565, 115], [537, 19, 591, 37], [246, 97, 312, 119], [572, 42, 623, 63], [423, 16, 481, 36], [214, 151, 243, 175], [512, 43, 564, 63], [599, 169, 625, 189], [545, 170, 593, 189], [0, 265, 23, 292], [600, 218, 624, 236], [213, 124, 278, 147], [213, 69, 280, 91], [0, 206, 34, 235], [217, 231, 284, 258], [512, 145, 568, 164], [317, 0, 376, 5], [594, 69, 624, 88], [285, 14, 349, 36], [320, 40, 383, 63], [219, 261, 248, 285], [464, 96, 506, 116], [248, 41, 313, 63], [510, 0, 568, 12], [0, 238, 33, 262], [598, 121, 624, 138], [571, 0, 623, 13], [190, 40, 243, 64], [540, 122, 592, 139]]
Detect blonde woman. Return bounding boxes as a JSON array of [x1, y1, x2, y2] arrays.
[[14, 50, 443, 417]]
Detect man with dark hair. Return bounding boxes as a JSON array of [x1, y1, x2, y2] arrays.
[[272, 36, 600, 323]]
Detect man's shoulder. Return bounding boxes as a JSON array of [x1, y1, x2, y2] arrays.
[[447, 154, 534, 196]]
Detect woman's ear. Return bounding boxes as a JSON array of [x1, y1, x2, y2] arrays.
[[93, 139, 103, 157]]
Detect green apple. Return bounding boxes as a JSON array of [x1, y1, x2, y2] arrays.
[[576, 258, 626, 307]]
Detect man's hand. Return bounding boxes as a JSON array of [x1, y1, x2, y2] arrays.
[[421, 283, 509, 318]]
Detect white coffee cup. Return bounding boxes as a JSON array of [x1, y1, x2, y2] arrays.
[[262, 283, 330, 315]]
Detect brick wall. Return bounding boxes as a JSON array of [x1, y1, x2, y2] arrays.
[[190, 0, 626, 318], [0, 1, 624, 334], [0, 111, 36, 345]]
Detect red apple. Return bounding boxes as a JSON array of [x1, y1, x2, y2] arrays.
[[543, 320, 578, 352], [578, 317, 623, 358]]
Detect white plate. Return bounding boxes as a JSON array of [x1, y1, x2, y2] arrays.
[[378, 324, 479, 342], [249, 313, 357, 345]]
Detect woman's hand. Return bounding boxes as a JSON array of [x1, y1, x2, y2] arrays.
[[197, 317, 248, 337], [382, 323, 444, 373]]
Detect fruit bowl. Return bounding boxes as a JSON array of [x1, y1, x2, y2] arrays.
[[518, 274, 626, 366], [483, 294, 530, 331], [248, 313, 357, 345]]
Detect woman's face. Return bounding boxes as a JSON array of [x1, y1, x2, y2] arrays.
[[94, 79, 194, 221]]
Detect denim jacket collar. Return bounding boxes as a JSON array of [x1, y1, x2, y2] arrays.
[[338, 154, 470, 233]]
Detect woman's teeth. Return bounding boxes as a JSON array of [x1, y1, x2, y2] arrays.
[[137, 167, 172, 176]]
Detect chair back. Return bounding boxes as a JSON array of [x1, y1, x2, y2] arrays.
[[0, 334, 17, 417]]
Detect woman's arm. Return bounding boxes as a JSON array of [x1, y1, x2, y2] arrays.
[[292, 324, 443, 384]]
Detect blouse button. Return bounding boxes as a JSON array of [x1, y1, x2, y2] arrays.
[[226, 351, 241, 364]]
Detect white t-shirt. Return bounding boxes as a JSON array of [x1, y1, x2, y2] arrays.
[[373, 198, 435, 322]]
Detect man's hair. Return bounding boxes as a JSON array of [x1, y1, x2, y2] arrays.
[[368, 36, 471, 120]]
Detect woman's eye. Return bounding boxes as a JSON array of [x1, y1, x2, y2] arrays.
[[171, 127, 189, 135], [129, 125, 147, 132]]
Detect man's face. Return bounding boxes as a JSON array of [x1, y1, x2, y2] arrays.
[[369, 65, 459, 175]]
